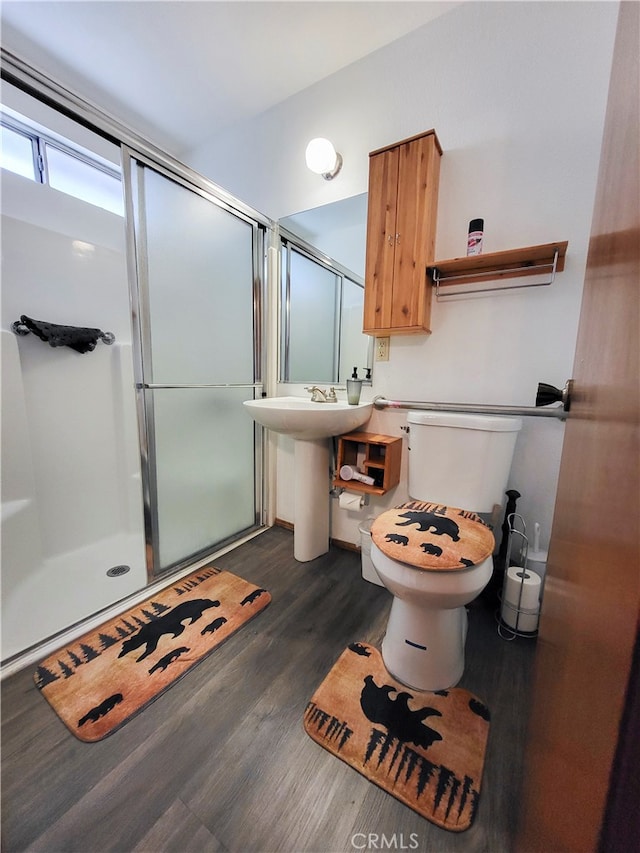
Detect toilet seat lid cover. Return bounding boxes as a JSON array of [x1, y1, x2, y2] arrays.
[[371, 501, 495, 571]]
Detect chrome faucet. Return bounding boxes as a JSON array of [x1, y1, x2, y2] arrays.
[[305, 385, 338, 403]]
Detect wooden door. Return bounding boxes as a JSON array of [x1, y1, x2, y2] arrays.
[[392, 133, 441, 331], [516, 3, 639, 851], [363, 146, 399, 333]]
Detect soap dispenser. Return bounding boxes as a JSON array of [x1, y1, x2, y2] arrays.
[[347, 368, 362, 405]]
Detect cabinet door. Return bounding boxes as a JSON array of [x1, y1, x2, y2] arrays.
[[363, 145, 399, 332], [363, 132, 441, 335], [392, 135, 440, 331]]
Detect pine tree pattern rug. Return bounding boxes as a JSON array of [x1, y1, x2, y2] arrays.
[[304, 642, 490, 832], [34, 566, 271, 742]]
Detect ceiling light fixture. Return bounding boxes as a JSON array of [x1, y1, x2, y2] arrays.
[[305, 137, 343, 180]]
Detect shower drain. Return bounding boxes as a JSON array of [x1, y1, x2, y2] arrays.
[[106, 565, 131, 578]]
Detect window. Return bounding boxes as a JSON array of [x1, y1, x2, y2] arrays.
[[0, 110, 123, 215], [0, 123, 36, 180], [45, 144, 123, 215]]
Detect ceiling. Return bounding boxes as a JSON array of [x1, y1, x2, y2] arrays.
[[1, 1, 458, 158]]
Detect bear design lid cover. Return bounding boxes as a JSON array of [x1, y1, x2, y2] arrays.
[[371, 500, 495, 571]]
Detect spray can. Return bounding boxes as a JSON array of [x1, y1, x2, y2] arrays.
[[467, 218, 484, 256]]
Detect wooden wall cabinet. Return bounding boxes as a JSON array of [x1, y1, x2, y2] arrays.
[[333, 431, 402, 495], [363, 129, 442, 336]]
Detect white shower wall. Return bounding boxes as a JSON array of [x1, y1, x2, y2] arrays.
[[1, 170, 146, 660]]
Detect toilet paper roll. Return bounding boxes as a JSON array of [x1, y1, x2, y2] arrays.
[[339, 491, 364, 511], [501, 565, 541, 632]]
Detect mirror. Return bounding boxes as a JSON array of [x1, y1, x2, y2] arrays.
[[279, 193, 372, 384]]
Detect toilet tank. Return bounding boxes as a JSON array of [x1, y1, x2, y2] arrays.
[[407, 411, 522, 512]]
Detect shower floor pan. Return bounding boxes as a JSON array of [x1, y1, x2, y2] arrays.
[[2, 531, 147, 662]]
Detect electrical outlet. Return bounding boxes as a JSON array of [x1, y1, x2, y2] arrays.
[[376, 336, 390, 361]]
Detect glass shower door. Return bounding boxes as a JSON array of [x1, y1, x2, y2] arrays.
[[127, 155, 263, 575]]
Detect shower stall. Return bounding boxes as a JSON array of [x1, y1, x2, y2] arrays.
[[1, 69, 267, 665]]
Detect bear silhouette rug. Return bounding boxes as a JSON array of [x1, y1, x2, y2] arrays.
[[34, 566, 271, 742], [303, 642, 490, 832]]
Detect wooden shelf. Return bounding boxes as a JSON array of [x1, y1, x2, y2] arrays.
[[428, 241, 568, 292], [333, 431, 402, 495]]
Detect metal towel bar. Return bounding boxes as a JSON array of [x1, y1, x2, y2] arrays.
[[373, 381, 572, 420]]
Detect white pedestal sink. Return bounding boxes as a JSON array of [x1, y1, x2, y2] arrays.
[[243, 397, 373, 561]]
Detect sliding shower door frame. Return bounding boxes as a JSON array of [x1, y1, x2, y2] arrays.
[[122, 147, 269, 581], [2, 49, 275, 585]]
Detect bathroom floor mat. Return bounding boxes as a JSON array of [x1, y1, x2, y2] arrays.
[[303, 642, 490, 832], [34, 566, 271, 742]]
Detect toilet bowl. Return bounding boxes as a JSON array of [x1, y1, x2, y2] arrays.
[[369, 411, 522, 691], [371, 501, 495, 691]]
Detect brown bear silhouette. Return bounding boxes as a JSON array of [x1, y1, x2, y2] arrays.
[[385, 533, 409, 546], [396, 511, 460, 541], [78, 693, 123, 727], [201, 616, 227, 636], [118, 599, 219, 662], [360, 675, 443, 750], [148, 646, 190, 674]]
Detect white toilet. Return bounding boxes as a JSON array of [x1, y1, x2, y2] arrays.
[[370, 411, 522, 692]]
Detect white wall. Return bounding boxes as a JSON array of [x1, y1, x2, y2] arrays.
[[187, 1, 619, 555]]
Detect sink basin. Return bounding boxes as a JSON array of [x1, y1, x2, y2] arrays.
[[243, 396, 372, 440]]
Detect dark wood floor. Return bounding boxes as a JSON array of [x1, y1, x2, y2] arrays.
[[1, 526, 536, 853]]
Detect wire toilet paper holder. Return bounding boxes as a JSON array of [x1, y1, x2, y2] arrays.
[[497, 513, 541, 641]]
